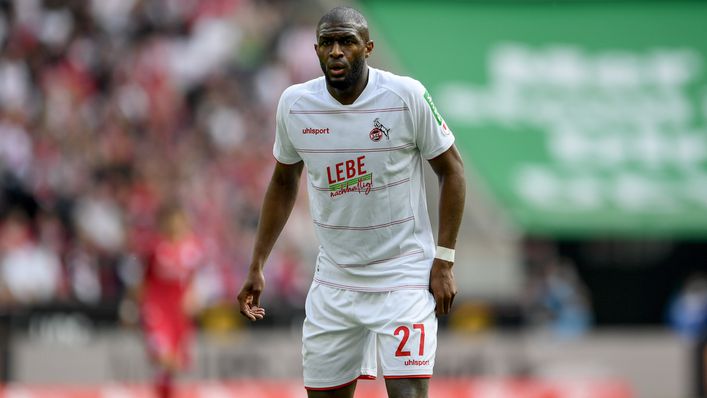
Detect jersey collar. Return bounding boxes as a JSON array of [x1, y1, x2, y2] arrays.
[[324, 67, 378, 107]]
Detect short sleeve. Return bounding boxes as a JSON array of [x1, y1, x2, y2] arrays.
[[412, 82, 455, 160], [272, 93, 302, 164]]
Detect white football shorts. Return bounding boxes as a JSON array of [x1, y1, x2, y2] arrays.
[[302, 281, 438, 390]]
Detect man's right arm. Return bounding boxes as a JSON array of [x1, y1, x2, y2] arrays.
[[237, 160, 304, 321]]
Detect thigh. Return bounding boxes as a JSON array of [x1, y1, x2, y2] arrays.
[[374, 289, 437, 379], [142, 308, 181, 363], [303, 283, 371, 390]]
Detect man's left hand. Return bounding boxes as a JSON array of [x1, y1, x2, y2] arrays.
[[429, 258, 457, 316]]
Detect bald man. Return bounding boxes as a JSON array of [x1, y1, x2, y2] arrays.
[[237, 6, 466, 398]]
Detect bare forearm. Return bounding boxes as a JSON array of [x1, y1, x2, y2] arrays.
[[437, 170, 466, 249], [428, 145, 466, 250], [250, 162, 303, 270]]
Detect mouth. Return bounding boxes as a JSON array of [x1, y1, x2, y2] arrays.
[[328, 64, 347, 78]]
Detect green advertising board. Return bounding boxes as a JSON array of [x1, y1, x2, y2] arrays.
[[364, 0, 707, 238]]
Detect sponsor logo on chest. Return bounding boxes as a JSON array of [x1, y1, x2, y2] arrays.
[[325, 155, 372, 197]]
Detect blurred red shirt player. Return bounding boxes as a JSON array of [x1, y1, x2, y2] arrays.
[[140, 203, 203, 398]]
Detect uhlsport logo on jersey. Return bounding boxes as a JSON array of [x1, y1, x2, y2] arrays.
[[326, 155, 373, 197], [302, 127, 330, 135], [369, 118, 390, 142]]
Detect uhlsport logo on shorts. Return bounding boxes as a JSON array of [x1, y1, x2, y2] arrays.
[[404, 359, 431, 366], [369, 118, 390, 141]]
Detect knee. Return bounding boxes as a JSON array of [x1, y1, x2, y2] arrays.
[[385, 378, 429, 398]]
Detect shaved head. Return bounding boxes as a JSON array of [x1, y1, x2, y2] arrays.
[[314, 6, 374, 103], [317, 6, 369, 42]]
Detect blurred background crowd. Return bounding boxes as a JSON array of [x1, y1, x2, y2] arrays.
[[0, 0, 322, 326]]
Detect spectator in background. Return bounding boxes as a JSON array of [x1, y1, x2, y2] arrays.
[[0, 209, 61, 305], [669, 274, 707, 340], [668, 274, 707, 397], [524, 239, 593, 339]]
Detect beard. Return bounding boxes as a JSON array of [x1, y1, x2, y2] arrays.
[[321, 56, 366, 90]]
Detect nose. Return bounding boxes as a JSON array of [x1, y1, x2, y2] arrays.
[[330, 42, 343, 58]]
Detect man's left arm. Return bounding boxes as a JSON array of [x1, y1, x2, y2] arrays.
[[427, 144, 466, 316]]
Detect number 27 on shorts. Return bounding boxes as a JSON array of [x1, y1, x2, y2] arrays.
[[394, 323, 425, 357]]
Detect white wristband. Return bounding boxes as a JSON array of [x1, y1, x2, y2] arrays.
[[435, 246, 455, 263]]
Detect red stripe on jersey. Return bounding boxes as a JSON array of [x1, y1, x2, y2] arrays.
[[291, 106, 409, 114], [313, 216, 414, 231], [296, 143, 414, 154], [336, 249, 424, 268]]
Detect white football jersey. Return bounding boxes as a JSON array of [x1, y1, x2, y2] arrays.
[[273, 67, 454, 291]]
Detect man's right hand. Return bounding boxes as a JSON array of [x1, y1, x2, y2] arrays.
[[237, 269, 266, 321]]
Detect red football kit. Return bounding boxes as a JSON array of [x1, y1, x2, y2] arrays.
[[141, 235, 202, 368]]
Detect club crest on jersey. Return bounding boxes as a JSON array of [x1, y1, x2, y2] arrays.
[[369, 118, 390, 142]]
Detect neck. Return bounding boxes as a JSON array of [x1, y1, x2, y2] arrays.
[[327, 66, 369, 105]]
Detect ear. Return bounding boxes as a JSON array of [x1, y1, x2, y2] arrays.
[[365, 41, 374, 58], [314, 43, 319, 52]]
